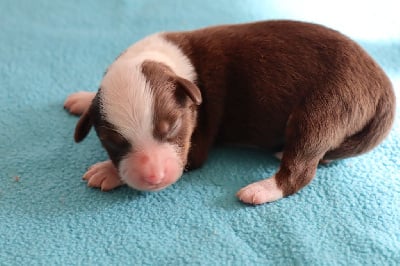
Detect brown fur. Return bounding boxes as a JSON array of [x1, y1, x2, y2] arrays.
[[68, 20, 395, 199], [141, 60, 201, 167], [164, 20, 395, 196]]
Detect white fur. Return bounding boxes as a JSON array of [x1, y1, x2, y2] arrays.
[[236, 176, 283, 204], [101, 61, 154, 146], [99, 33, 195, 190], [122, 33, 197, 82], [100, 33, 196, 148], [64, 91, 96, 115], [83, 160, 123, 191], [118, 141, 183, 191]]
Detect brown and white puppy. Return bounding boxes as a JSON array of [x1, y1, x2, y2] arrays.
[[64, 20, 395, 205]]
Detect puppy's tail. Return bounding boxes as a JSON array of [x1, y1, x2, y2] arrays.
[[324, 90, 396, 160]]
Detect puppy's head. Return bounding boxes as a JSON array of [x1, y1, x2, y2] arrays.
[[75, 59, 201, 191]]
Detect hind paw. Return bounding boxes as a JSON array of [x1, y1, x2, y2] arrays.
[[236, 176, 283, 205], [64, 91, 96, 115]]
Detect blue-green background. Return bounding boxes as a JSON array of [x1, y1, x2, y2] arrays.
[[1, 0, 399, 265]]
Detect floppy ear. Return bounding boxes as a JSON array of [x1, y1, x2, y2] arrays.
[[175, 77, 202, 105], [74, 109, 93, 143]]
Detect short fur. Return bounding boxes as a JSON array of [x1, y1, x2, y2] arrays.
[[64, 20, 395, 204]]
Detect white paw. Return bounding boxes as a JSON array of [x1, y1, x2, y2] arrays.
[[236, 176, 283, 205], [64, 91, 96, 115], [83, 160, 123, 191]]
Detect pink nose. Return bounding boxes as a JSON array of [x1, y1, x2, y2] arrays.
[[144, 172, 165, 185], [137, 154, 167, 185]]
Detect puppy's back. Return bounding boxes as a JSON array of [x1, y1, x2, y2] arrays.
[[165, 20, 395, 149]]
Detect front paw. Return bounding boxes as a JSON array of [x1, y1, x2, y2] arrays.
[[83, 160, 123, 191], [236, 176, 283, 205], [64, 91, 96, 115]]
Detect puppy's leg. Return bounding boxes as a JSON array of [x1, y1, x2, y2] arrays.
[[64, 91, 96, 115], [83, 160, 124, 191], [237, 146, 324, 205], [237, 106, 345, 205], [275, 151, 332, 165]]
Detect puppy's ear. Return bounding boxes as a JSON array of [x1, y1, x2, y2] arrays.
[[175, 77, 202, 105], [74, 109, 92, 143]]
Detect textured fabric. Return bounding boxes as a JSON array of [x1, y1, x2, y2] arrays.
[[1, 0, 399, 265]]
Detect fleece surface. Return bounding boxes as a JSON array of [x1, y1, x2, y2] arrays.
[[1, 0, 399, 265]]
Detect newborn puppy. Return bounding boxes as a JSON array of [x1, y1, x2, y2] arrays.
[[64, 20, 395, 205]]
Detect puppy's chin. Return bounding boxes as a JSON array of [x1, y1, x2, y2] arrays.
[[122, 171, 183, 192], [118, 143, 184, 191]]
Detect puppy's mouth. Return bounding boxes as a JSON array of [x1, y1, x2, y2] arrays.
[[140, 183, 171, 192], [118, 160, 184, 192], [117, 141, 185, 192], [120, 173, 182, 192]]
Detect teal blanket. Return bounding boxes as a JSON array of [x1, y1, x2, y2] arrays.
[[1, 0, 399, 264]]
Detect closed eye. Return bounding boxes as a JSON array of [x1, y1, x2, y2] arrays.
[[166, 117, 182, 139]]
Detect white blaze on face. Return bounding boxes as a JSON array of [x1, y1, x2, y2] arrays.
[[101, 60, 154, 145], [101, 33, 196, 146], [99, 33, 195, 191], [118, 142, 184, 191], [101, 60, 183, 191], [122, 33, 196, 82]]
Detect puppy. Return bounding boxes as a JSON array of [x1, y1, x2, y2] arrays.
[[64, 20, 395, 205]]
